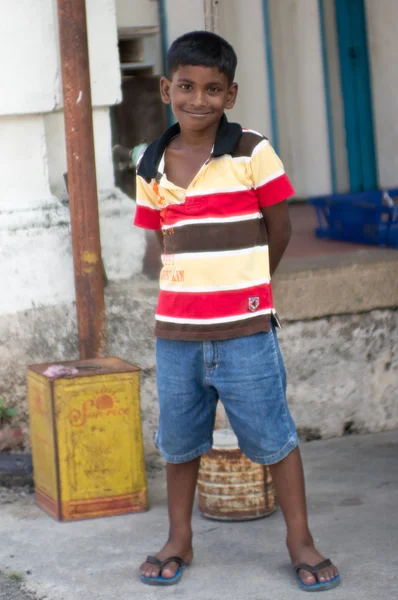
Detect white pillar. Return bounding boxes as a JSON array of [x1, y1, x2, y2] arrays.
[[0, 0, 145, 317]]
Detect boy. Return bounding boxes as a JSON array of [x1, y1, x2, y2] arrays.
[[134, 31, 340, 592]]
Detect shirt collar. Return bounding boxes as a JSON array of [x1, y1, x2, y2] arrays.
[[137, 114, 242, 181]]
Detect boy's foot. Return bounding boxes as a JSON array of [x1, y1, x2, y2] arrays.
[[288, 540, 339, 586], [140, 539, 193, 580]]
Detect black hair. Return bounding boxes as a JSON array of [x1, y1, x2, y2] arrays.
[[166, 31, 237, 84]]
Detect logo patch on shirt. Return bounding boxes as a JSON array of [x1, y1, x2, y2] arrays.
[[248, 296, 260, 312]]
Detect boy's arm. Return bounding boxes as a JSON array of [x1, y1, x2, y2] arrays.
[[261, 201, 291, 276], [250, 138, 295, 275], [155, 230, 164, 251]]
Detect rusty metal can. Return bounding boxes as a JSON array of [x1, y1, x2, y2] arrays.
[[27, 357, 147, 521], [198, 429, 276, 521]]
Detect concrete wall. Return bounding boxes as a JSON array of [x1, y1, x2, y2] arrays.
[[365, 0, 398, 189], [2, 278, 396, 470], [268, 0, 331, 197]]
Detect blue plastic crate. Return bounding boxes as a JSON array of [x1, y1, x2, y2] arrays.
[[308, 190, 398, 248]]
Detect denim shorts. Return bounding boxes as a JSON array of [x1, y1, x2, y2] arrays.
[[155, 326, 299, 465]]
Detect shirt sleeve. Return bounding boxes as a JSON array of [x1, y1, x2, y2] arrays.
[[133, 174, 162, 230], [251, 139, 295, 207]]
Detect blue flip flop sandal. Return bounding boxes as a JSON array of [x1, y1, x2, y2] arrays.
[[140, 555, 187, 586], [295, 559, 341, 592]]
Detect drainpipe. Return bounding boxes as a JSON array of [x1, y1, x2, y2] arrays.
[[159, 0, 174, 126], [57, 0, 107, 359]]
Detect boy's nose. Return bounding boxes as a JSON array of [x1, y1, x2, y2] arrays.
[[191, 90, 207, 107]]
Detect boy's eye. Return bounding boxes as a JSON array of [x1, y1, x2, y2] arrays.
[[180, 84, 192, 90], [208, 87, 220, 93]]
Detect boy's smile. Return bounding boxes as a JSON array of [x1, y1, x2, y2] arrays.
[[160, 65, 238, 133]]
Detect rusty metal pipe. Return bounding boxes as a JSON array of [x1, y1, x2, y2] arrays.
[[57, 0, 107, 358], [204, 0, 220, 34]]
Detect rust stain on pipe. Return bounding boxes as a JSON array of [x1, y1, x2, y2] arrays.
[[57, 0, 107, 359]]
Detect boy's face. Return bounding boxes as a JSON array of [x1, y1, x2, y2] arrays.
[[160, 65, 238, 132]]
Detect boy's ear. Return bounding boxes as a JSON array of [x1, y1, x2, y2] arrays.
[[160, 77, 172, 105], [225, 82, 238, 110]]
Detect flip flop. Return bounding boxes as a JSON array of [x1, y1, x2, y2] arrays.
[[295, 559, 341, 592], [140, 555, 188, 586]]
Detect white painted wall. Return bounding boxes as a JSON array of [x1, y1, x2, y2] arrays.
[[44, 109, 115, 198], [0, 0, 59, 116], [86, 0, 123, 107], [0, 0, 121, 114], [0, 115, 53, 209], [165, 0, 205, 43], [115, 0, 159, 27], [0, 201, 76, 315], [365, 0, 398, 189], [322, 0, 349, 194], [268, 0, 331, 197], [218, 0, 271, 139], [0, 115, 75, 315]]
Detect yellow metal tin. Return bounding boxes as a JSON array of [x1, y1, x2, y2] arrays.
[[28, 358, 148, 521]]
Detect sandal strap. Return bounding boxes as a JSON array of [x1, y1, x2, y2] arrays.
[[145, 555, 163, 568], [295, 558, 332, 575], [160, 556, 186, 569]]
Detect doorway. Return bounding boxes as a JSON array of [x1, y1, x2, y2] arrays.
[[335, 0, 377, 192]]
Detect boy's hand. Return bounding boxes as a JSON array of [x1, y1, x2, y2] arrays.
[[155, 230, 164, 251], [261, 200, 291, 276]]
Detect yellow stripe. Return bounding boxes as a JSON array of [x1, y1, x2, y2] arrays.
[[187, 155, 251, 194], [251, 142, 285, 188], [159, 247, 270, 291], [136, 175, 159, 209]]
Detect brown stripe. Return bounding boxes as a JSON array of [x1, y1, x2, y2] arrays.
[[163, 218, 268, 255], [155, 314, 272, 341], [233, 131, 265, 158]]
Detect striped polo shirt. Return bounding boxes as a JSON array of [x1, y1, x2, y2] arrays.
[[134, 115, 295, 341]]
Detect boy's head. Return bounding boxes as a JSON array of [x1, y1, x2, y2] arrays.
[[161, 31, 238, 131], [166, 30, 237, 85]]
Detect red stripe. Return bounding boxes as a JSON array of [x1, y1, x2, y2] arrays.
[[134, 205, 161, 230], [156, 284, 273, 320], [161, 189, 259, 226], [257, 174, 295, 207]]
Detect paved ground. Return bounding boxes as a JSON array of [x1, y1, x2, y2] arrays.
[[0, 430, 397, 600]]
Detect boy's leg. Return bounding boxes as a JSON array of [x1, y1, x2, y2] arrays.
[[269, 447, 339, 585], [141, 338, 218, 580], [216, 329, 339, 585], [140, 457, 199, 579]]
